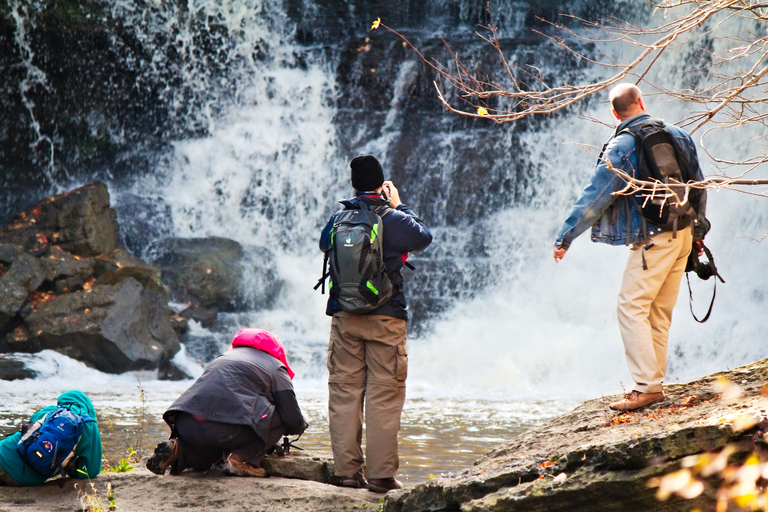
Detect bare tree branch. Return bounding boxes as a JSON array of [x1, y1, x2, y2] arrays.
[[370, 0, 768, 198]]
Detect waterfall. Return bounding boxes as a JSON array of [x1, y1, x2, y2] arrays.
[[2, 0, 766, 401]]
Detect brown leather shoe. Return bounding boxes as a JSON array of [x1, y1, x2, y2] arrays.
[[341, 470, 367, 488], [224, 453, 267, 478], [147, 439, 179, 475], [367, 477, 403, 493], [609, 390, 664, 411]]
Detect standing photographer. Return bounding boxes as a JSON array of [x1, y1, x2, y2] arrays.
[[319, 155, 432, 493], [553, 84, 709, 412]]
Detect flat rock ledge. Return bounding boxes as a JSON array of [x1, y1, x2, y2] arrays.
[[0, 451, 382, 512], [384, 358, 768, 512]]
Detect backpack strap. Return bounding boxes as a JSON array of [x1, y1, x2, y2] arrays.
[[313, 252, 330, 294]]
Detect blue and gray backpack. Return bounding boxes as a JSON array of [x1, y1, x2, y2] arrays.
[[315, 202, 393, 313], [17, 406, 94, 478]]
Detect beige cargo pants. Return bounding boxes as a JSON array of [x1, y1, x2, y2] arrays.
[[617, 226, 692, 394], [327, 311, 408, 479]]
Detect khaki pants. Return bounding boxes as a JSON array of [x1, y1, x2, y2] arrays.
[[327, 312, 407, 478], [617, 227, 692, 393]]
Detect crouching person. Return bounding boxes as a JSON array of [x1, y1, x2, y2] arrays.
[[147, 328, 309, 477], [0, 390, 102, 486]]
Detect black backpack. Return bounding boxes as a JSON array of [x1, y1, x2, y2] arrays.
[[315, 202, 393, 313], [620, 119, 702, 233]]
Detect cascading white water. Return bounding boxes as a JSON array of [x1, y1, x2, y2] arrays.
[[2, 0, 766, 405], [116, 0, 766, 401]]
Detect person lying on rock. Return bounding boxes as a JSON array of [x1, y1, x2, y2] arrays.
[[147, 328, 309, 477], [0, 390, 102, 487]]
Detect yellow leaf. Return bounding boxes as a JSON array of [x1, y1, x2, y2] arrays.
[[733, 493, 756, 508], [371, 17, 381, 30], [428, 474, 435, 479], [477, 107, 488, 115]]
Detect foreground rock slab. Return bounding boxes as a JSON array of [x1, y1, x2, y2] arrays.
[[0, 463, 383, 512], [383, 359, 768, 512]]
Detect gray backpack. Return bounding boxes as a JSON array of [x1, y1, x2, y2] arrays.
[[318, 203, 393, 313]]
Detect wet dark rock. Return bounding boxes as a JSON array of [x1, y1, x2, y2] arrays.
[[178, 306, 219, 328], [42, 246, 94, 275], [16, 276, 179, 374], [150, 237, 282, 314], [383, 359, 768, 512], [180, 331, 227, 365], [0, 354, 36, 380], [0, 253, 45, 331], [0, 182, 119, 257], [168, 311, 189, 335], [0, 243, 24, 264], [157, 350, 190, 381]]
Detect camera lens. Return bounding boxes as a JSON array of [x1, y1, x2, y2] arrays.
[[695, 262, 714, 280]]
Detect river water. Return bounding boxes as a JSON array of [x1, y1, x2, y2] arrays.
[[0, 351, 576, 484]]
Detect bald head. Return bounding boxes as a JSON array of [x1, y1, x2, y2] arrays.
[[609, 83, 645, 120]]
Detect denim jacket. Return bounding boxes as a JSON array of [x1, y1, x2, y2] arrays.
[[555, 113, 707, 250]]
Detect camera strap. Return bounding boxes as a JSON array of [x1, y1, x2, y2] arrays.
[[686, 243, 725, 323], [686, 272, 717, 323]]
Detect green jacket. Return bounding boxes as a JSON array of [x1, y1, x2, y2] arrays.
[[0, 390, 102, 486]]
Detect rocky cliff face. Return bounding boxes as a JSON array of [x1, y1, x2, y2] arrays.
[[0, 1, 631, 332], [383, 359, 768, 512]]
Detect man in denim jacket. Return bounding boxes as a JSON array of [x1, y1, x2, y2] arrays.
[[553, 83, 708, 411]]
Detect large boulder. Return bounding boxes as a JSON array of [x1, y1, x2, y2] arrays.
[[0, 182, 184, 377], [8, 274, 179, 374], [150, 237, 282, 315], [0, 182, 119, 257], [0, 251, 45, 331]]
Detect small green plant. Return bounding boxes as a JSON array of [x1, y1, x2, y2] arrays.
[[104, 457, 133, 473]]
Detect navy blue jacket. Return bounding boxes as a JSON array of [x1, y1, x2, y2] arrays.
[[319, 193, 432, 320]]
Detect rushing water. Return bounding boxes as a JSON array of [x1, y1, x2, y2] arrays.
[[1, 0, 768, 484]]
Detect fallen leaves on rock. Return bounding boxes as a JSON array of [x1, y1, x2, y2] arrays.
[[28, 290, 57, 305], [609, 394, 719, 427]]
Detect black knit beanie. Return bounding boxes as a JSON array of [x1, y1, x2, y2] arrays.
[[350, 155, 384, 192]]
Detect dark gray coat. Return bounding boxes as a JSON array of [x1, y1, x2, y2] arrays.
[[163, 347, 307, 447]]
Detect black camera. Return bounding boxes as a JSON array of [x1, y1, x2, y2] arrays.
[[686, 253, 715, 280], [685, 243, 724, 282]]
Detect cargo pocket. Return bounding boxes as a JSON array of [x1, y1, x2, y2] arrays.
[[326, 339, 335, 376], [395, 344, 408, 381]]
